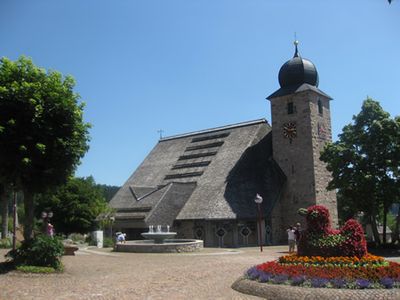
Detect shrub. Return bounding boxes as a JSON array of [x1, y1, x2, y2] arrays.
[[7, 234, 64, 269], [68, 233, 86, 244], [103, 237, 114, 248], [0, 238, 12, 249], [16, 265, 58, 273], [85, 234, 97, 246]]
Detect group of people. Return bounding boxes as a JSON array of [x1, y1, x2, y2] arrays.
[[287, 223, 301, 253]]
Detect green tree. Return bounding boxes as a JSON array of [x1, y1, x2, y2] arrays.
[[321, 98, 400, 244], [0, 56, 90, 240], [336, 190, 357, 226], [96, 184, 120, 202], [35, 177, 108, 235]]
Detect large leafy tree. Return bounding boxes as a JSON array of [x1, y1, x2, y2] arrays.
[[321, 98, 400, 244], [0, 56, 90, 240], [36, 177, 107, 235]]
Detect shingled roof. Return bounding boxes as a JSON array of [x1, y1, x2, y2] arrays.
[[109, 119, 286, 225]]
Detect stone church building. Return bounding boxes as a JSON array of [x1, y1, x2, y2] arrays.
[[109, 43, 338, 247]]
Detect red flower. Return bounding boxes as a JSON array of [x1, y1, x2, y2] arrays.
[[298, 205, 367, 257], [256, 259, 400, 281]]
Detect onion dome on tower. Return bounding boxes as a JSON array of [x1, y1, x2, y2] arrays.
[[267, 40, 330, 100], [278, 40, 319, 88]]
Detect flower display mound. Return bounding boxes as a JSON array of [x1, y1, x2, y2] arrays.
[[248, 253, 400, 289], [297, 205, 367, 258], [245, 205, 400, 289]]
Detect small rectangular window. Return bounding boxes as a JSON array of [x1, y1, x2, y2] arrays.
[[318, 100, 323, 115], [287, 102, 294, 114]]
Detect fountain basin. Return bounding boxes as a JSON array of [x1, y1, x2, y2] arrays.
[[141, 232, 177, 244], [115, 239, 203, 253]]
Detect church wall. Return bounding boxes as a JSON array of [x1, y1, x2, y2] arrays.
[[174, 220, 194, 240], [308, 95, 338, 227], [270, 192, 286, 244], [175, 219, 265, 247]]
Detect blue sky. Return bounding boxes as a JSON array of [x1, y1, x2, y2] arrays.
[[1, 1, 399, 186]]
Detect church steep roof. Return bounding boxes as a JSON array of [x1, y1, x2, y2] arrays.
[[109, 119, 286, 224]]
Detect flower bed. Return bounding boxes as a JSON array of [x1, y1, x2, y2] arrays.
[[243, 205, 400, 290], [278, 253, 386, 267], [247, 254, 400, 289]]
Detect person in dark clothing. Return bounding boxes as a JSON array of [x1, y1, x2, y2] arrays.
[[294, 222, 301, 251]]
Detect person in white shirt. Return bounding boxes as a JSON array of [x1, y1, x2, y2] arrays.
[[117, 233, 126, 244], [287, 226, 296, 253]]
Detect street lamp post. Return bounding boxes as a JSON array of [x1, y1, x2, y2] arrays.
[[12, 191, 17, 251], [255, 193, 263, 252], [109, 216, 115, 238]]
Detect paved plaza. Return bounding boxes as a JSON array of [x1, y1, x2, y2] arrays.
[[0, 245, 286, 299], [1, 245, 399, 300]]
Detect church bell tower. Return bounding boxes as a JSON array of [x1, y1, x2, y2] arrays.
[[267, 41, 338, 237]]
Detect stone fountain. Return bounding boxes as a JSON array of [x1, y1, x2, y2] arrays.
[[115, 225, 203, 253], [141, 225, 177, 244]]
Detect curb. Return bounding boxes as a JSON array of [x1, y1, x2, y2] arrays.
[[231, 276, 400, 300]]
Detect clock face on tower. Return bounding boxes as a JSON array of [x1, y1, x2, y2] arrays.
[[283, 122, 297, 139], [318, 122, 327, 139]]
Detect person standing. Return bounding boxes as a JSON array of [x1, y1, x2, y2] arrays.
[[294, 222, 301, 251], [287, 226, 295, 253], [47, 223, 54, 237]]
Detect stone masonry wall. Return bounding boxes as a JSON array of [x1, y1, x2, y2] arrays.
[[269, 90, 338, 242], [309, 93, 338, 227]]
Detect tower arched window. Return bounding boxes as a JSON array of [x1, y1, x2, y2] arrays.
[[287, 102, 294, 114], [318, 99, 323, 115]]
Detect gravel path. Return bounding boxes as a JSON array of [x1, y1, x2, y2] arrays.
[[0, 246, 285, 300]]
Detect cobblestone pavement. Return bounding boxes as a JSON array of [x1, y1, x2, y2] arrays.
[[0, 246, 285, 300]]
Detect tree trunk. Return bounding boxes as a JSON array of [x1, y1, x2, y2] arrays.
[[392, 206, 400, 244], [23, 189, 35, 240], [392, 216, 400, 244], [0, 186, 9, 239], [383, 204, 388, 244], [371, 215, 381, 245]]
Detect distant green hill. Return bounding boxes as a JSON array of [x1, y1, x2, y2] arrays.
[[96, 184, 120, 202]]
